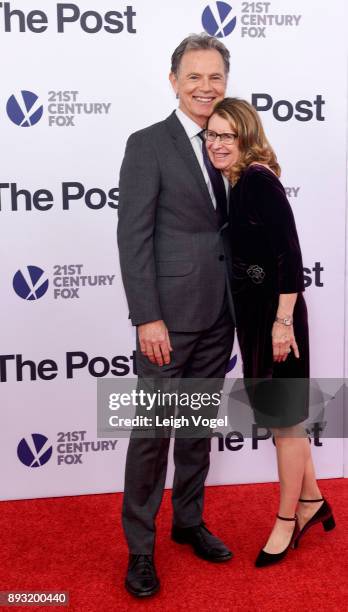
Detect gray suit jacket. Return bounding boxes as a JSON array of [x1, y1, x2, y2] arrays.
[[117, 111, 230, 332]]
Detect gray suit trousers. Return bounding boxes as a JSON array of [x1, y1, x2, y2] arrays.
[[122, 300, 234, 553]]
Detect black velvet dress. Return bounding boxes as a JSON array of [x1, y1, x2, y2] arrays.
[[227, 164, 309, 427]]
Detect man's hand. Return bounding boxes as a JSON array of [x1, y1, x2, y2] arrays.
[[138, 320, 173, 366]]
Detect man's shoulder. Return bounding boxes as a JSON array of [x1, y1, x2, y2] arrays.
[[127, 112, 177, 143]]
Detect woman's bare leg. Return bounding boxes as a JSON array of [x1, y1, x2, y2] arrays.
[[263, 429, 315, 554], [296, 451, 323, 529]]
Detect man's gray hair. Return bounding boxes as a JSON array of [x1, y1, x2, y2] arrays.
[[171, 33, 230, 76]]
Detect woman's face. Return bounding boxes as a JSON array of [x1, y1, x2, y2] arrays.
[[206, 113, 240, 172]]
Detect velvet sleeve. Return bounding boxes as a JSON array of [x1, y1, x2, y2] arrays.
[[245, 167, 305, 293]]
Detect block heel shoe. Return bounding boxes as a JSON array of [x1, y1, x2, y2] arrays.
[[255, 514, 297, 568], [293, 498, 335, 549]]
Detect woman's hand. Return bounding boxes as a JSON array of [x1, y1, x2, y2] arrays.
[[272, 322, 300, 362]]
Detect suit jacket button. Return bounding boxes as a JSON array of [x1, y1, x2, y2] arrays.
[[218, 255, 225, 261]]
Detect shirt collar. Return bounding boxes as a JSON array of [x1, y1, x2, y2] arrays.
[[175, 108, 203, 139]]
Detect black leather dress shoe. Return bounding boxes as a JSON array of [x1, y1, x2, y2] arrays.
[[125, 554, 160, 598], [171, 523, 233, 562]]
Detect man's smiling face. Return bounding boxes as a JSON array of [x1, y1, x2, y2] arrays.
[[170, 49, 227, 128]]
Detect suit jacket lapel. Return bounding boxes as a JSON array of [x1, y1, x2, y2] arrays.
[[165, 112, 217, 220]]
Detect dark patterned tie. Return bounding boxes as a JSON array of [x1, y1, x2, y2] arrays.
[[198, 131, 228, 229]]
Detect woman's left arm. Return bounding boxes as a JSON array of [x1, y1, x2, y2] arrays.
[[246, 169, 305, 362], [272, 293, 299, 363]]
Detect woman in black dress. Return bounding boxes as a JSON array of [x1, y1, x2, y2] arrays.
[[204, 98, 335, 567]]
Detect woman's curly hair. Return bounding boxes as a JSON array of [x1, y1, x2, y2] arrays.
[[209, 97, 281, 184]]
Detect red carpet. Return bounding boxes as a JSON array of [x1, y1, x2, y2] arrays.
[[0, 479, 347, 611]]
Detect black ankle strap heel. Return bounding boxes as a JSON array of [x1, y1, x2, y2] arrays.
[[293, 497, 335, 549], [255, 514, 297, 568]]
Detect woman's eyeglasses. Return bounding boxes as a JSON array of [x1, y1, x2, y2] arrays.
[[203, 130, 238, 144]]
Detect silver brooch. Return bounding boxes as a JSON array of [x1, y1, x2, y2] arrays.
[[246, 265, 265, 284]]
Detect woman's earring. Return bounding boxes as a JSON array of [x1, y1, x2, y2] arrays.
[[176, 93, 179, 99]]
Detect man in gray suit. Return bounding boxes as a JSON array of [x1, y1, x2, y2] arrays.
[[117, 33, 235, 597]]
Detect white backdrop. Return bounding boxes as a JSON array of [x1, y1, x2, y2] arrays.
[[0, 0, 347, 500]]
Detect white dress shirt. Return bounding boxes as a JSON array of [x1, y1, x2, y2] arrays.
[[175, 108, 229, 209]]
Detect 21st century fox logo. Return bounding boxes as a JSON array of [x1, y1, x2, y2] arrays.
[[13, 264, 115, 300], [0, 2, 136, 34], [6, 90, 111, 127], [201, 2, 302, 39], [17, 432, 118, 468]]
